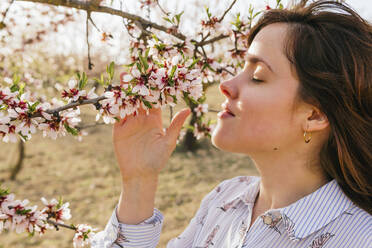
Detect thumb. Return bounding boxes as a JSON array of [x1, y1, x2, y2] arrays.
[[165, 108, 191, 146]]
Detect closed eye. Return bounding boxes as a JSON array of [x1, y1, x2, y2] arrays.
[[252, 77, 264, 83]]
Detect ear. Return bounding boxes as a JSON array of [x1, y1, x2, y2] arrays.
[[304, 107, 329, 132]]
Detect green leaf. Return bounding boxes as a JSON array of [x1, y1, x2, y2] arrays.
[[64, 123, 79, 136], [78, 72, 88, 90], [12, 74, 20, 85], [175, 11, 184, 24], [163, 17, 173, 24], [142, 99, 152, 109], [145, 48, 150, 58], [10, 84, 19, 93], [106, 62, 115, 81], [136, 62, 142, 73], [29, 101, 40, 112], [0, 187, 10, 197], [151, 34, 159, 42], [188, 58, 200, 69], [93, 74, 105, 86], [56, 197, 63, 209], [18, 83, 25, 95], [205, 63, 216, 73], [169, 65, 177, 79], [16, 208, 32, 215], [171, 94, 178, 104], [205, 7, 212, 18], [185, 124, 194, 131], [138, 52, 149, 71]]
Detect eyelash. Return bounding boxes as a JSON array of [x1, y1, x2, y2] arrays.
[[252, 77, 264, 83]]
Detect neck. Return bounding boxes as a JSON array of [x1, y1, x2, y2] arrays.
[[251, 149, 329, 210]]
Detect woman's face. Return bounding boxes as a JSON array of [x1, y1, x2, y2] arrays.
[[212, 23, 307, 155]]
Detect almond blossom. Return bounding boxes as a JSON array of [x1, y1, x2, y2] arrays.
[[194, 104, 208, 117], [0, 188, 97, 246], [73, 224, 97, 248]]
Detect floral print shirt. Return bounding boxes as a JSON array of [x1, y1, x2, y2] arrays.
[[91, 176, 372, 248]]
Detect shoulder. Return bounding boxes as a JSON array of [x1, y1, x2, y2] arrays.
[[325, 205, 372, 247], [343, 205, 372, 236]]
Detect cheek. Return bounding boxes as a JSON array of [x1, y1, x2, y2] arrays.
[[237, 88, 297, 146]]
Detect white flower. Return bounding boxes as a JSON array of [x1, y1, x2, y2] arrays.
[[73, 224, 97, 248], [194, 104, 208, 117], [0, 112, 10, 125], [41, 197, 58, 208], [132, 83, 150, 96], [68, 79, 77, 89], [131, 68, 141, 78], [87, 87, 98, 99], [171, 54, 182, 65], [57, 202, 71, 222], [150, 68, 167, 89], [54, 83, 63, 91], [188, 78, 203, 100]]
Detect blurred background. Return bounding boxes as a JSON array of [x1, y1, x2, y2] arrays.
[[0, 0, 370, 247]]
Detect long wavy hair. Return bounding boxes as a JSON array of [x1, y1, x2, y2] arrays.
[[248, 0, 372, 214]]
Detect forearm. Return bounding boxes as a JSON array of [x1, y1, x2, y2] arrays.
[[117, 175, 159, 224]]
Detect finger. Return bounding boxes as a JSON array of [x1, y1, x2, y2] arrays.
[[165, 108, 191, 146]]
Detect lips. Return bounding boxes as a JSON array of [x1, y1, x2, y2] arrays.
[[221, 103, 235, 117]]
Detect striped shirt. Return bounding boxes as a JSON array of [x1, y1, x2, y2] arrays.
[[91, 176, 372, 248]]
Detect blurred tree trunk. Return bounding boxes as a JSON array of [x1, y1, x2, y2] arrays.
[[10, 140, 25, 181], [181, 102, 200, 152]]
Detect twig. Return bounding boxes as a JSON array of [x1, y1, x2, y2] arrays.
[[86, 12, 94, 70], [1, 0, 15, 23], [155, 0, 169, 16], [47, 219, 76, 231], [88, 14, 101, 32], [198, 34, 229, 47], [218, 0, 237, 22], [220, 67, 235, 76]]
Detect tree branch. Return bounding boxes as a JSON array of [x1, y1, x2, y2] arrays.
[[29, 95, 107, 119], [15, 0, 230, 46], [198, 34, 229, 47], [15, 0, 187, 41]]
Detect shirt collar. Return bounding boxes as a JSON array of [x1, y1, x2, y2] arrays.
[[236, 178, 355, 240], [279, 179, 355, 240]]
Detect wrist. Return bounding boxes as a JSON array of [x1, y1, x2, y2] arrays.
[[117, 175, 159, 224]]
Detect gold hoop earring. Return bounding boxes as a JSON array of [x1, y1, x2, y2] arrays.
[[304, 130, 312, 143]]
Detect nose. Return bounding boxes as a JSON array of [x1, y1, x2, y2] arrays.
[[219, 78, 238, 99]]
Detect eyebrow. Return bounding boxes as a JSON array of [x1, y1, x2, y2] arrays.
[[247, 55, 274, 73]]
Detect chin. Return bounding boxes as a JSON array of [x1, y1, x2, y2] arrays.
[[211, 125, 236, 152]]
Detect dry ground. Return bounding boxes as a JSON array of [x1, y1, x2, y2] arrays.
[[0, 85, 258, 247]]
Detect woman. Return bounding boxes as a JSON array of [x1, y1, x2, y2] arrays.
[[92, 1, 372, 247]]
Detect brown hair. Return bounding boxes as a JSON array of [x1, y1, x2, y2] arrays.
[[248, 0, 372, 214]]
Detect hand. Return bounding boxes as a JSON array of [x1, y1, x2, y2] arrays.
[[112, 106, 191, 181]]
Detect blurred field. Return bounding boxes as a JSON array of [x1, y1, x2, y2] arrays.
[[0, 85, 258, 248]]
